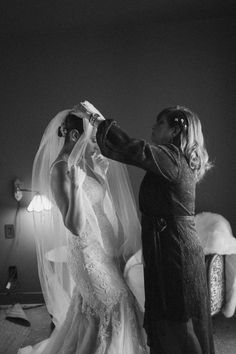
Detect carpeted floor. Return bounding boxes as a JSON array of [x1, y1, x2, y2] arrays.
[[0, 320, 30, 354], [0, 305, 51, 354], [0, 304, 236, 353], [212, 313, 236, 354]]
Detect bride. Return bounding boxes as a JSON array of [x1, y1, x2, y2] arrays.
[[18, 108, 148, 353]]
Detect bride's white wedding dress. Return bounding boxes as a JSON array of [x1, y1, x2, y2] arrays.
[[19, 174, 147, 354]]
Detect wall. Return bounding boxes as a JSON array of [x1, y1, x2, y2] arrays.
[[0, 18, 235, 302]]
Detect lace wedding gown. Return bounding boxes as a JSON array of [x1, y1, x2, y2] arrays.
[[19, 173, 147, 354]]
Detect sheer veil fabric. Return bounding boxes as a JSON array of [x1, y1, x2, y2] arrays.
[[27, 105, 142, 330]]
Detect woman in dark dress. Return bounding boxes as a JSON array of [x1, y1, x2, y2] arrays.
[[73, 102, 214, 354]]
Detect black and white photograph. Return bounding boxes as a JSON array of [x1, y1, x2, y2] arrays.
[[0, 1, 236, 353]]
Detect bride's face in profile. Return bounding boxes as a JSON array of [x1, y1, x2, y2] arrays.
[[86, 134, 100, 156]]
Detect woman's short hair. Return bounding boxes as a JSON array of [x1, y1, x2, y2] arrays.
[[57, 113, 84, 138], [159, 106, 212, 181]]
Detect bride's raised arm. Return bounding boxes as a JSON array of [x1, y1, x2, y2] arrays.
[[50, 161, 86, 236]]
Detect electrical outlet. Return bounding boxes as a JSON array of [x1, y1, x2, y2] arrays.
[[8, 266, 17, 279], [4, 224, 15, 239]]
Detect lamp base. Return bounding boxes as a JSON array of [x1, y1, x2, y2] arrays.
[[5, 303, 31, 327]]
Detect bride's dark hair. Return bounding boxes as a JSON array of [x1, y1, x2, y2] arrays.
[[57, 113, 84, 138]]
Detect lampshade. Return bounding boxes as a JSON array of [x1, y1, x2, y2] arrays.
[[27, 194, 52, 212]]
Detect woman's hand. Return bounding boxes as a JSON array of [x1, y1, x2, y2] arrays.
[[71, 101, 104, 127], [81, 100, 105, 120], [68, 165, 86, 188], [92, 151, 109, 175], [71, 103, 102, 127], [71, 103, 90, 120]]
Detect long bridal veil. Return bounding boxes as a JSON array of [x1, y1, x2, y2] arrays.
[[30, 104, 142, 331]]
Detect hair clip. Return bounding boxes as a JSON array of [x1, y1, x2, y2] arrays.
[[173, 116, 188, 131], [60, 125, 67, 137]]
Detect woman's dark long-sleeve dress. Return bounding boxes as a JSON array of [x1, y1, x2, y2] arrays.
[[96, 119, 215, 354]]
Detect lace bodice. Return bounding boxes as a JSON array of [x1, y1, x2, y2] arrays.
[[67, 174, 129, 313], [83, 175, 120, 255]]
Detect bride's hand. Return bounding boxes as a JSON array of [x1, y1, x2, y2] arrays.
[[92, 151, 109, 175], [68, 165, 86, 188]]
